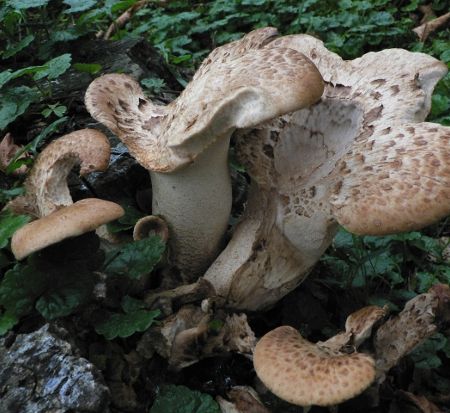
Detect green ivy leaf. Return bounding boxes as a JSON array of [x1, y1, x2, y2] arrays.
[[94, 308, 160, 340], [35, 270, 94, 320], [0, 86, 40, 130], [63, 0, 97, 13], [104, 235, 165, 279], [0, 186, 24, 203], [0, 311, 19, 335], [33, 53, 72, 80], [140, 77, 166, 94], [0, 209, 30, 249], [0, 263, 48, 334], [150, 385, 221, 413], [8, 0, 49, 9], [6, 116, 67, 173], [2, 34, 35, 59], [73, 62, 102, 74], [107, 204, 146, 233], [121, 295, 146, 313]]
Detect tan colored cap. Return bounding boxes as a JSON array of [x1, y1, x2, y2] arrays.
[[345, 305, 388, 347], [133, 215, 169, 242], [85, 27, 324, 173], [253, 326, 376, 406], [11, 198, 124, 260]]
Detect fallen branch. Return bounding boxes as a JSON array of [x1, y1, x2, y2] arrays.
[[413, 12, 450, 42]]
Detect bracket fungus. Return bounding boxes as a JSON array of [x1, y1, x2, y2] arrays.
[[253, 326, 376, 406], [6, 129, 124, 259], [84, 27, 324, 279], [204, 33, 450, 310]]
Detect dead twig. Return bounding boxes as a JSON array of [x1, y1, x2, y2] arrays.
[[100, 0, 169, 40], [413, 12, 450, 42]]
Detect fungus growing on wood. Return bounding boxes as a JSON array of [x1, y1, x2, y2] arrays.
[[6, 129, 124, 259], [85, 27, 324, 280], [204, 33, 450, 310], [253, 326, 376, 406]]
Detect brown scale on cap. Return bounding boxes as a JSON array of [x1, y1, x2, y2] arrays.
[[6, 129, 111, 218], [253, 326, 376, 406], [85, 28, 324, 279], [204, 31, 450, 311], [345, 305, 388, 347]]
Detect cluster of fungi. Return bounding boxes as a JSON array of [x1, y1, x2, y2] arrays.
[[6, 27, 450, 407]]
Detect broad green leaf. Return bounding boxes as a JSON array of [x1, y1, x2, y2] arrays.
[[0, 263, 48, 332], [35, 268, 94, 320], [107, 204, 146, 233], [0, 71, 15, 88], [150, 385, 221, 413], [411, 333, 447, 369], [8, 0, 49, 9], [140, 77, 166, 94], [121, 295, 147, 313], [0, 210, 30, 249], [0, 86, 40, 130], [104, 235, 165, 278], [2, 34, 34, 59], [73, 63, 102, 74], [33, 53, 72, 80], [6, 116, 67, 173], [63, 0, 97, 13], [0, 311, 19, 335], [0, 187, 25, 203], [94, 308, 160, 339]]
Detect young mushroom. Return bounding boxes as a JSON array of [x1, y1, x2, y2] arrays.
[[204, 32, 450, 310], [253, 326, 376, 406], [84, 27, 324, 280], [5, 129, 125, 259]]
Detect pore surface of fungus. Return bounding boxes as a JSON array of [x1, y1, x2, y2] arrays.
[[253, 326, 376, 406], [204, 32, 450, 310], [85, 27, 324, 279]]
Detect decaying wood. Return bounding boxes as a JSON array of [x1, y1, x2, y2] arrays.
[[217, 386, 270, 413], [374, 284, 450, 378], [413, 12, 450, 42], [137, 305, 255, 370]]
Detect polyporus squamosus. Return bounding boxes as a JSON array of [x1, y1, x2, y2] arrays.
[[254, 286, 450, 407], [6, 130, 124, 259], [84, 28, 324, 280], [204, 33, 450, 310]]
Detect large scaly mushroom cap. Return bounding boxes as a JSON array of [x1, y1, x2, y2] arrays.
[[85, 28, 324, 278], [85, 27, 323, 172], [253, 326, 376, 406], [204, 34, 450, 310]]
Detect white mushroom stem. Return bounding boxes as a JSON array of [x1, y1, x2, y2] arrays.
[[85, 28, 324, 280], [151, 137, 232, 276]]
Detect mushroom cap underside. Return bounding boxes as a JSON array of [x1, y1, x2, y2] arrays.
[[11, 198, 124, 260], [253, 326, 376, 406]]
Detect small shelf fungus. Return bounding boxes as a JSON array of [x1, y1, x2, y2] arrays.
[[85, 27, 324, 280], [253, 326, 376, 406], [6, 129, 124, 259]]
